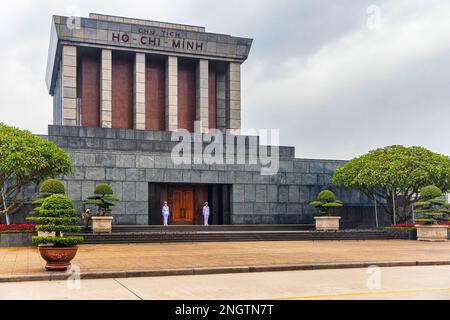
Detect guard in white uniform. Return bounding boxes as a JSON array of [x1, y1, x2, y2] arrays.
[[202, 202, 210, 226], [162, 201, 170, 226]]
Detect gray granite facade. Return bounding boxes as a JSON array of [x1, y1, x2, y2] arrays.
[[36, 125, 375, 226]]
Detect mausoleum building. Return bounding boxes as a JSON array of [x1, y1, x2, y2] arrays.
[[41, 13, 375, 227]]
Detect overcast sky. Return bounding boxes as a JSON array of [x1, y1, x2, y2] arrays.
[[0, 0, 449, 160]]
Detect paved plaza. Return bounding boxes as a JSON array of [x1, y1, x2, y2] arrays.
[[1, 240, 450, 280], [1, 265, 450, 300]]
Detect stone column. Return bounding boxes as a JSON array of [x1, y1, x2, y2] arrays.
[[134, 53, 146, 130], [226, 62, 241, 133], [165, 56, 178, 131], [62, 45, 77, 126], [216, 72, 226, 131], [100, 49, 112, 128], [196, 59, 209, 132]]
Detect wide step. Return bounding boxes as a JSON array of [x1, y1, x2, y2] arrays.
[[70, 225, 400, 244]]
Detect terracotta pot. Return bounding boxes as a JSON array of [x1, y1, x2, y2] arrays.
[[314, 216, 341, 231], [38, 246, 78, 271]]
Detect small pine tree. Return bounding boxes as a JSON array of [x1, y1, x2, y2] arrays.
[[28, 194, 83, 247], [31, 179, 66, 214], [84, 183, 120, 216], [414, 185, 450, 225], [309, 190, 343, 216]]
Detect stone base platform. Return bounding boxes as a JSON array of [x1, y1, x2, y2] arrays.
[[70, 225, 405, 244], [2, 240, 450, 283]]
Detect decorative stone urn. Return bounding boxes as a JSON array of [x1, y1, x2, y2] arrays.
[[415, 224, 448, 242], [314, 216, 341, 231], [38, 246, 78, 271], [91, 216, 113, 234]]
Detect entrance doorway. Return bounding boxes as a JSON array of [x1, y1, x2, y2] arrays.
[[148, 183, 231, 225], [172, 187, 194, 223]]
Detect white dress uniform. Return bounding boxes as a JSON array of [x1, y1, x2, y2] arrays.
[[162, 205, 170, 226], [203, 205, 210, 226]]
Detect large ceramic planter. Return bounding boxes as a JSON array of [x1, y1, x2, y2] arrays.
[[38, 246, 78, 271], [91, 216, 113, 234], [314, 216, 341, 231], [415, 224, 448, 242]]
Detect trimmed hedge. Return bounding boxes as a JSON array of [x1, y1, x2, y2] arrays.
[[40, 179, 65, 195], [32, 236, 83, 247]]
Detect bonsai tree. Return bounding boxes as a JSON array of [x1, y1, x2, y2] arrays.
[[32, 179, 66, 205], [84, 183, 119, 216], [414, 185, 450, 225], [38, 179, 65, 197], [309, 190, 343, 216], [0, 123, 72, 224], [332, 145, 450, 223], [28, 194, 83, 246]]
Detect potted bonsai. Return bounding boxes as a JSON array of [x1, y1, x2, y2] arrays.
[[310, 189, 343, 231], [84, 183, 119, 234], [32, 178, 66, 237], [414, 185, 450, 241], [28, 194, 83, 271]]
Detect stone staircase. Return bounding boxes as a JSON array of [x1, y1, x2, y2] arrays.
[[71, 224, 403, 244]]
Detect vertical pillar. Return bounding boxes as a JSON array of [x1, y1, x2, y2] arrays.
[[216, 72, 226, 131], [166, 56, 178, 131], [100, 49, 112, 128], [196, 59, 209, 132], [226, 62, 241, 134], [62, 45, 77, 126], [134, 53, 146, 130]]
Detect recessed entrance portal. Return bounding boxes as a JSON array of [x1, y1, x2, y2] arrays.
[[172, 187, 194, 223], [148, 183, 231, 225]]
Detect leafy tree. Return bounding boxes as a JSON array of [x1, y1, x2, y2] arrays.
[[309, 190, 343, 216], [414, 185, 450, 225], [0, 123, 72, 224], [332, 145, 450, 224], [28, 194, 83, 246], [84, 183, 119, 216]]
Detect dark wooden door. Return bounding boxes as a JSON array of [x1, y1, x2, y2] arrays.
[[172, 187, 194, 223]]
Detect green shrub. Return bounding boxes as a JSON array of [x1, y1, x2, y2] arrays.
[[31, 179, 66, 214], [309, 190, 343, 216], [40, 179, 65, 195], [94, 183, 113, 195], [28, 194, 83, 247], [84, 183, 120, 216], [419, 185, 442, 199], [32, 236, 83, 247], [317, 190, 337, 202], [414, 185, 450, 225]]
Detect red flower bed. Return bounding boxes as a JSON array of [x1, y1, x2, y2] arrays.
[[390, 221, 450, 228], [0, 224, 36, 233]]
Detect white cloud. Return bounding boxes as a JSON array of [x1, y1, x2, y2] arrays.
[[0, 0, 449, 159], [246, 0, 450, 109]]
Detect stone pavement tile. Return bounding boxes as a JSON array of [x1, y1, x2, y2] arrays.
[[1, 240, 450, 278], [0, 278, 140, 300]]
